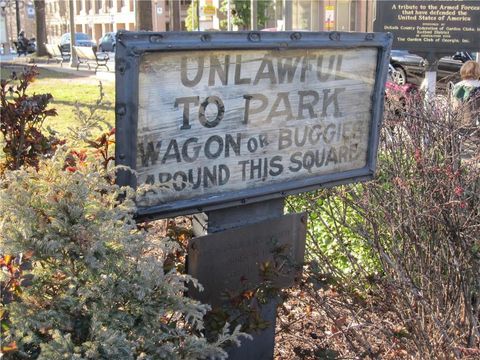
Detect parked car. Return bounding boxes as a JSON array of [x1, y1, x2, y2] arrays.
[[390, 50, 473, 88], [59, 32, 96, 53], [98, 32, 116, 53]]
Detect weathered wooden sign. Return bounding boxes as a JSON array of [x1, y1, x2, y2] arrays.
[[374, 1, 480, 52], [187, 212, 307, 307], [115, 31, 392, 218]]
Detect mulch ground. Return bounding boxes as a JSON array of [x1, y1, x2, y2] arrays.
[[145, 218, 480, 360]]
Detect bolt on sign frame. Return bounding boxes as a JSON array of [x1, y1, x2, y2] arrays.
[[115, 31, 393, 220]]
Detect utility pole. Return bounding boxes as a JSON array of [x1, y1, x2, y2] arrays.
[[283, 0, 292, 30], [227, 0, 231, 31], [196, 0, 200, 31], [250, 0, 257, 30], [15, 0, 20, 35], [68, 0, 77, 68], [0, 3, 10, 54]]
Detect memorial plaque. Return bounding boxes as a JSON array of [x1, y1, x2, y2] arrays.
[[374, 1, 480, 52], [187, 213, 307, 306], [115, 31, 392, 218]]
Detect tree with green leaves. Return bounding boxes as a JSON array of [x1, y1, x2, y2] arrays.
[[220, 0, 272, 30], [185, 0, 199, 31]]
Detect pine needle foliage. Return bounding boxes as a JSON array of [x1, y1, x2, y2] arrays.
[[0, 148, 248, 359]]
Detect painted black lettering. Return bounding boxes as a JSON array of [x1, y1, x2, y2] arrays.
[[325, 147, 338, 166], [294, 127, 307, 147], [247, 137, 258, 153], [225, 133, 241, 157], [218, 164, 230, 185], [277, 57, 301, 83], [182, 137, 201, 162], [243, 94, 268, 124], [173, 172, 187, 191], [300, 55, 316, 82], [250, 158, 262, 179], [139, 140, 161, 167], [204, 135, 224, 159], [289, 152, 302, 172], [278, 128, 292, 150], [338, 145, 348, 163], [303, 151, 315, 171], [315, 149, 326, 166], [203, 166, 217, 187], [175, 96, 199, 130], [199, 96, 225, 128], [309, 125, 322, 144], [349, 144, 362, 161], [253, 55, 277, 85], [162, 140, 181, 163], [341, 122, 352, 140], [263, 157, 268, 179], [269, 155, 283, 176], [234, 55, 251, 85], [158, 173, 172, 183], [323, 124, 336, 144], [316, 55, 335, 81], [335, 55, 344, 80], [188, 168, 202, 189], [321, 88, 345, 117], [209, 55, 230, 86], [297, 90, 319, 119], [181, 57, 204, 87], [266, 92, 294, 123], [238, 160, 249, 181], [259, 133, 269, 147]]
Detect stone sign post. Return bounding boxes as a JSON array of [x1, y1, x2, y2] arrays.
[[115, 31, 392, 359]]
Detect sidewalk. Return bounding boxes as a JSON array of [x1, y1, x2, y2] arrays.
[[0, 53, 115, 83]]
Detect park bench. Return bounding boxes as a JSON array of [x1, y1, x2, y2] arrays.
[[73, 46, 109, 71], [45, 43, 70, 66]]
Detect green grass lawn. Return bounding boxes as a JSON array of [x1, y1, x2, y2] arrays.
[[1, 66, 115, 137]]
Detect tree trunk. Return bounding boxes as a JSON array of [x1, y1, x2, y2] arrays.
[[34, 0, 47, 56], [136, 0, 153, 31]]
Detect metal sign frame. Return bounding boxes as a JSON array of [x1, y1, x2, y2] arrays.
[[115, 31, 392, 219]]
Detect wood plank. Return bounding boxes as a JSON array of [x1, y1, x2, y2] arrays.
[[136, 48, 378, 206]]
